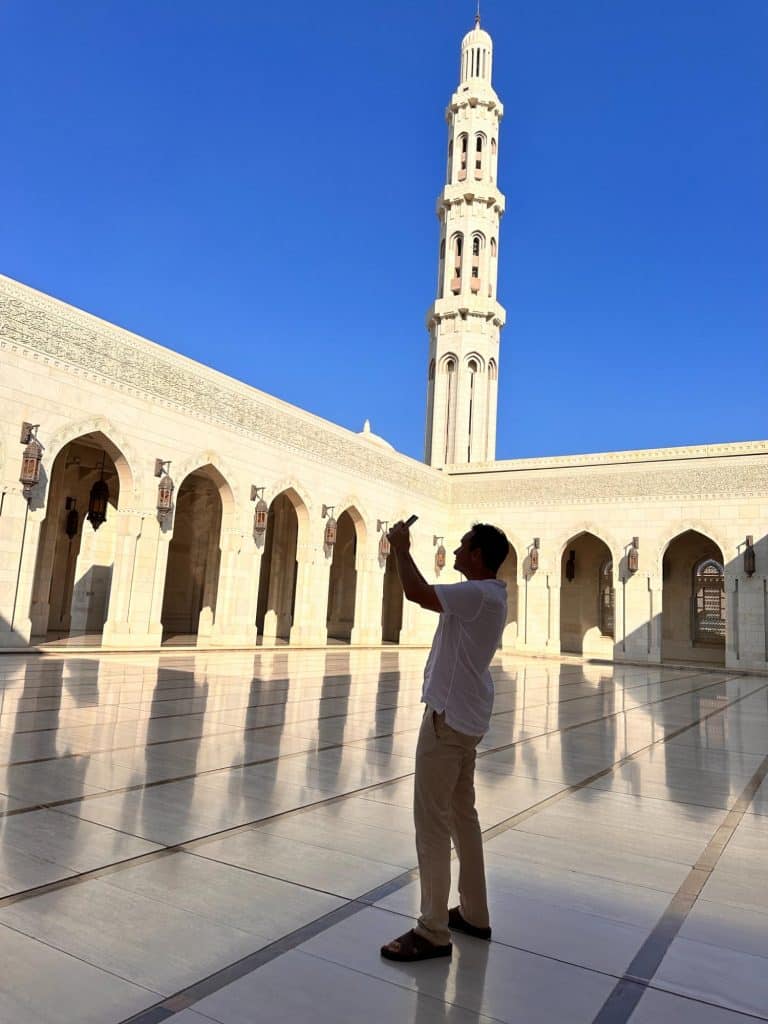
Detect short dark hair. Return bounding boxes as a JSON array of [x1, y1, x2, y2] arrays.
[[469, 523, 510, 573]]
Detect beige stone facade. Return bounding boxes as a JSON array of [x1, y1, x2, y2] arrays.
[[1, 20, 766, 672]]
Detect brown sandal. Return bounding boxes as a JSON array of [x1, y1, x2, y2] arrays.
[[448, 906, 492, 941], [380, 928, 452, 962]]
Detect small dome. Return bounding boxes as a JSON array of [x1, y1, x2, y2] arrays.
[[462, 22, 492, 51], [358, 419, 394, 451], [459, 17, 493, 84]]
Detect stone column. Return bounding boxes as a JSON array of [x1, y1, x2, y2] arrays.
[[0, 490, 43, 648], [210, 531, 262, 647], [646, 575, 663, 664], [290, 532, 332, 646], [517, 571, 558, 655], [616, 570, 654, 663], [100, 511, 143, 647], [351, 554, 383, 646], [196, 517, 222, 642]]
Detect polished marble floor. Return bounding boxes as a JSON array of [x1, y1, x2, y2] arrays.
[[0, 649, 767, 1023]]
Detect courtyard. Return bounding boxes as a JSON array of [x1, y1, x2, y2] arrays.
[[0, 648, 766, 1022]]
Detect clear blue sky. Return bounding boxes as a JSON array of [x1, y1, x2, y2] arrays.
[[2, 1, 766, 461]]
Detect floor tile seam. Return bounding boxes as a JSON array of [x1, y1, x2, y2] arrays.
[[0, 669, 726, 771], [0, 914, 167, 998], [510, 819, 711, 870], [0, 767, 420, 908], [0, 672, 747, 821], [642, 983, 768, 1022], [292, 946, 510, 1024], [589, 718, 768, 1024], [115, 678, 768, 1024]]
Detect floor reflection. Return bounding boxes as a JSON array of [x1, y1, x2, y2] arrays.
[[0, 650, 766, 1024]]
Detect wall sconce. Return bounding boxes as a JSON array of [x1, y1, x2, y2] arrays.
[[86, 451, 109, 531], [377, 519, 390, 558], [64, 497, 79, 539], [322, 504, 337, 546], [529, 537, 540, 572], [744, 535, 756, 578], [19, 422, 44, 498], [154, 459, 175, 520], [434, 535, 446, 573], [565, 549, 576, 582], [251, 486, 269, 537], [627, 537, 639, 574]]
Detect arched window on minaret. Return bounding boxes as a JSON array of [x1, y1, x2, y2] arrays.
[[474, 134, 485, 180], [447, 140, 454, 183], [471, 234, 483, 293], [467, 357, 480, 461], [451, 234, 463, 294], [438, 238, 446, 298], [443, 356, 458, 464], [428, 359, 435, 381], [491, 138, 497, 181], [458, 134, 468, 181], [489, 236, 497, 297]]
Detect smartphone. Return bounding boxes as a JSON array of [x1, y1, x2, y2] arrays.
[[404, 514, 418, 527]]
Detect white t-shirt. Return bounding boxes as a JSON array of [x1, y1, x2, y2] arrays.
[[422, 578, 507, 737]]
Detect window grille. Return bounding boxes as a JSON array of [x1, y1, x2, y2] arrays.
[[693, 559, 726, 644], [599, 559, 615, 637]]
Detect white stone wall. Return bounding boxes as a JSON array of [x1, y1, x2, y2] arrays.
[[446, 447, 768, 672], [1, 274, 766, 673]]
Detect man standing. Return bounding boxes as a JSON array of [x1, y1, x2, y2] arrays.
[[381, 521, 509, 962]]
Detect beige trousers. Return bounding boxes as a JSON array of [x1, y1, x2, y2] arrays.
[[413, 706, 489, 946]]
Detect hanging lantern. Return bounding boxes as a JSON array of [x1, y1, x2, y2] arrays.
[[435, 539, 446, 573], [627, 537, 640, 574], [251, 486, 269, 537], [86, 452, 109, 530], [86, 478, 109, 530], [377, 519, 390, 558], [19, 423, 44, 498], [322, 504, 337, 547], [744, 536, 756, 578], [565, 550, 576, 582], [529, 541, 539, 572], [64, 498, 79, 539], [155, 459, 174, 520], [254, 499, 268, 535]]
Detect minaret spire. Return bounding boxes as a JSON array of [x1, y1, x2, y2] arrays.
[[423, 19, 506, 466]]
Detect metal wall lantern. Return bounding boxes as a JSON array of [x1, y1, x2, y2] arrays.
[[322, 504, 337, 547], [86, 452, 109, 531], [64, 497, 79, 539], [744, 535, 756, 578], [434, 535, 446, 573], [19, 422, 44, 498], [565, 549, 576, 582], [529, 537, 540, 572], [377, 519, 390, 558], [627, 537, 640, 574], [251, 486, 269, 537], [154, 459, 175, 520]]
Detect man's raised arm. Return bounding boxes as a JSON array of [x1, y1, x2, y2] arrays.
[[387, 521, 442, 613]]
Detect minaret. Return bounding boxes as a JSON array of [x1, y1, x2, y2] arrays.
[[424, 15, 506, 467]]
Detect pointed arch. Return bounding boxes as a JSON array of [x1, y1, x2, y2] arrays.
[[44, 416, 136, 499]]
